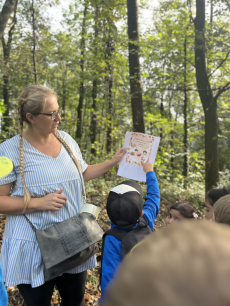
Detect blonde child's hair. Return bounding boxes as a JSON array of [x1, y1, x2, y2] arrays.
[[101, 221, 230, 306], [213, 194, 230, 225]]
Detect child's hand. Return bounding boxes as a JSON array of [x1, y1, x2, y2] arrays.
[[141, 161, 153, 173]]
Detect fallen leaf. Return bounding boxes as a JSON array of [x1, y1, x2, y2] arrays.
[[84, 293, 90, 301], [7, 286, 17, 292], [87, 269, 93, 275]]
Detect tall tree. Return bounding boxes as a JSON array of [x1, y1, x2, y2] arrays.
[[0, 0, 16, 40], [76, 1, 88, 142], [31, 0, 38, 84], [127, 0, 145, 133], [1, 0, 17, 135], [193, 0, 230, 192], [183, 33, 188, 185], [90, 4, 99, 156], [105, 21, 114, 154]]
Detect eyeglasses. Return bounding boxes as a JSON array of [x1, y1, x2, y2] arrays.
[[33, 108, 62, 120]]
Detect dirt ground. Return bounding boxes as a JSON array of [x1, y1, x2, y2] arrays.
[[0, 197, 171, 306]]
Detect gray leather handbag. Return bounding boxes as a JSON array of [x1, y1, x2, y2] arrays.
[[24, 155, 103, 281]]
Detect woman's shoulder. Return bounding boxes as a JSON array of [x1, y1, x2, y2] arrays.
[[0, 135, 20, 152], [57, 130, 79, 147], [0, 135, 20, 163], [57, 130, 71, 139]]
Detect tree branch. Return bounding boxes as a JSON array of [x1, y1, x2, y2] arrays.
[[7, 0, 17, 48], [208, 50, 230, 79], [215, 81, 230, 100], [187, 0, 195, 23], [0, 0, 16, 40], [2, 0, 17, 63]]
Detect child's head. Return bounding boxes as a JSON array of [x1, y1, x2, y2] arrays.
[[143, 150, 147, 155], [165, 201, 198, 225], [100, 221, 230, 306], [205, 186, 230, 220], [213, 194, 230, 225], [106, 181, 143, 226]]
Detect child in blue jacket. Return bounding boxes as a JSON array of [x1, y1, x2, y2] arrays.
[[100, 162, 160, 298], [0, 264, 8, 306]]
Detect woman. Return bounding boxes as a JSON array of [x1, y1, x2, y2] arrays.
[[165, 201, 198, 225], [0, 85, 126, 306], [204, 186, 230, 220]]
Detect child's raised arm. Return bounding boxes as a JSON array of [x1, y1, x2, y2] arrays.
[[141, 161, 153, 173], [141, 161, 160, 230]]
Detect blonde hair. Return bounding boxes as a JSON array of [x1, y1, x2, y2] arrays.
[[18, 85, 82, 212], [213, 194, 230, 225], [101, 221, 230, 306]]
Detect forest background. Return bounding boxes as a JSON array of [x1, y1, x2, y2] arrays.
[[0, 0, 230, 304]]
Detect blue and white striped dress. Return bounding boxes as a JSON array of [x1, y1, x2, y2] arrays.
[[0, 131, 97, 288]]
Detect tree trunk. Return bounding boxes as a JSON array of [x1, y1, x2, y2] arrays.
[[183, 35, 188, 185], [210, 0, 213, 24], [106, 37, 113, 154], [194, 0, 218, 192], [0, 0, 16, 40], [1, 0, 17, 135], [127, 0, 145, 133], [168, 102, 174, 175], [90, 79, 97, 156], [76, 1, 88, 142], [32, 0, 38, 84], [62, 77, 66, 119], [90, 5, 99, 156], [160, 93, 164, 140]]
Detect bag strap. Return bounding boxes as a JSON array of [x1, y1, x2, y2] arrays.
[[23, 132, 86, 231], [137, 216, 148, 228], [100, 228, 128, 288], [67, 150, 86, 204], [55, 132, 86, 203], [103, 228, 129, 241], [24, 214, 36, 232]]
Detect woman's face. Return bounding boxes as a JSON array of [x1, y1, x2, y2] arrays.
[[165, 209, 185, 225], [28, 95, 61, 135], [204, 198, 214, 220]]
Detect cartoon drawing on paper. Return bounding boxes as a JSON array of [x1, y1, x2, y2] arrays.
[[126, 133, 155, 166]]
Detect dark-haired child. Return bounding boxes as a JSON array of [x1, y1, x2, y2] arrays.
[[165, 201, 198, 225], [205, 186, 230, 220], [100, 162, 160, 298]]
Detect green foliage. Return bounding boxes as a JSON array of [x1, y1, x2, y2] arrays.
[[1, 0, 230, 203]]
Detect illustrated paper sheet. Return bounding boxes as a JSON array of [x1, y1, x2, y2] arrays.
[[117, 132, 160, 182]]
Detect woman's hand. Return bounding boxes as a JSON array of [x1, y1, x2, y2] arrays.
[[111, 148, 127, 166], [34, 188, 67, 211], [141, 161, 153, 173]]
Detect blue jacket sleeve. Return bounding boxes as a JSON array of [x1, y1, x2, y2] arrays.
[[0, 265, 8, 306], [101, 235, 122, 299], [143, 171, 160, 230]]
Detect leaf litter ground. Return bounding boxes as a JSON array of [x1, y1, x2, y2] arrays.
[[0, 196, 172, 306]]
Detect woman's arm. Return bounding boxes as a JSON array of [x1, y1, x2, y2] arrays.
[[83, 148, 126, 182], [0, 183, 68, 215]]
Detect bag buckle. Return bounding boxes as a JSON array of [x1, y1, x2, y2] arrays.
[[80, 204, 100, 220]]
